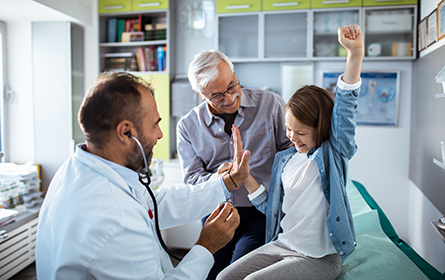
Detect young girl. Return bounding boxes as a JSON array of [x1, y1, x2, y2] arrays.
[[216, 24, 364, 280]]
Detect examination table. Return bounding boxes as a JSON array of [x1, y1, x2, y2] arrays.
[[338, 178, 444, 279]]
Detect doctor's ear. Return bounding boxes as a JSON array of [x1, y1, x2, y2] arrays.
[[124, 131, 132, 138]]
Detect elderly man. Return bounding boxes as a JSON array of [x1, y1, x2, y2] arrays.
[[36, 72, 251, 280], [177, 50, 291, 279]]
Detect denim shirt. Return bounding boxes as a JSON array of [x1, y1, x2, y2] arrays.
[[251, 83, 360, 260]]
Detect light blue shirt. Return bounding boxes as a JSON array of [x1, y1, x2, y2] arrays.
[[251, 76, 361, 259], [36, 144, 228, 279], [177, 88, 291, 207]]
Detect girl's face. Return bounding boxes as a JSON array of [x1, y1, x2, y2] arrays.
[[285, 110, 316, 154]]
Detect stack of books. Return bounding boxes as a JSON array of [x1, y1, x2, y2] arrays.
[[135, 45, 166, 72], [144, 23, 167, 41], [107, 14, 167, 43], [104, 52, 133, 72]]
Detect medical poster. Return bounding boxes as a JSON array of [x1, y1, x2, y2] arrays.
[[322, 71, 400, 126]]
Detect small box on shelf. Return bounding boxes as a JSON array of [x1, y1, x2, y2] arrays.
[[121, 31, 144, 42]]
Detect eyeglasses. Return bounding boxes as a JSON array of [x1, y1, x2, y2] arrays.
[[208, 82, 241, 104]]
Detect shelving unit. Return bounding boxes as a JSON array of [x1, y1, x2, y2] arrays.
[[215, 1, 417, 61], [98, 2, 171, 161], [98, 10, 169, 73]]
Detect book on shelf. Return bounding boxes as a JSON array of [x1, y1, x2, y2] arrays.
[[117, 19, 125, 42], [136, 48, 146, 72], [107, 18, 117, 43]]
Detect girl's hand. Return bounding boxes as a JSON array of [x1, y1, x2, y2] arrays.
[[338, 24, 364, 54]]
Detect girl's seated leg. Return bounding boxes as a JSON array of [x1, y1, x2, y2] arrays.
[[216, 241, 342, 280]]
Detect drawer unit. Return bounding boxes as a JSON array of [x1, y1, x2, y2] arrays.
[[0, 218, 38, 280]]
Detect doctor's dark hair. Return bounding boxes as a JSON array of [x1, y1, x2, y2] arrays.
[[78, 72, 154, 147], [286, 85, 334, 148]]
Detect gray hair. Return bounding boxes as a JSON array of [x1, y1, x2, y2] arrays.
[[187, 49, 234, 94]]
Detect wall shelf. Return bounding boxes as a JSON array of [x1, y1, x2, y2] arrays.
[[433, 158, 445, 169]]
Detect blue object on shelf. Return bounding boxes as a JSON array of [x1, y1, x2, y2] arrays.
[[157, 46, 165, 71]]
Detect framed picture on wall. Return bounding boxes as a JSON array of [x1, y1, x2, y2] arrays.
[[427, 9, 437, 46], [321, 71, 400, 126], [438, 0, 445, 41], [418, 18, 427, 51]]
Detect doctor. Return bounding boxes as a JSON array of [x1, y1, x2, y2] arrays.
[[35, 72, 251, 279]]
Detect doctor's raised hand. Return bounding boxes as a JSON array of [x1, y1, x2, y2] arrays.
[[218, 124, 251, 192]]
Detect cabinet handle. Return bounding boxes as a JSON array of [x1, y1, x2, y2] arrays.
[[0, 230, 8, 240], [273, 2, 299, 7], [139, 2, 161, 7], [322, 0, 349, 4], [104, 5, 124, 10], [225, 5, 251, 10], [376, 0, 403, 1]]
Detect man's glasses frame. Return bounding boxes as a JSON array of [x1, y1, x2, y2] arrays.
[[207, 81, 241, 104]]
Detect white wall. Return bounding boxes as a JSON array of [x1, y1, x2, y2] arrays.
[[3, 0, 98, 165], [408, 180, 445, 272], [5, 22, 34, 163]]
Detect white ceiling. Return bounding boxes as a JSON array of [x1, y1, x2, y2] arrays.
[[0, 0, 76, 22]]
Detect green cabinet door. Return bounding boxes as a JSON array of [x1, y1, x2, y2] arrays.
[[133, 0, 169, 11], [98, 0, 132, 14], [216, 0, 261, 13], [363, 0, 417, 7], [311, 0, 362, 9], [263, 0, 310, 10]]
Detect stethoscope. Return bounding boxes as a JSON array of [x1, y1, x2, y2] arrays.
[[125, 132, 183, 261]]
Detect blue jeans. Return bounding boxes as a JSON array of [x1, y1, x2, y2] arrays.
[[202, 206, 266, 280]]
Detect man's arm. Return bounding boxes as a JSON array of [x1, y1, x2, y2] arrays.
[[274, 95, 292, 151], [177, 120, 214, 184]]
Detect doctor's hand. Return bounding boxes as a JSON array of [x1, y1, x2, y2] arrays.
[[223, 124, 251, 192], [196, 203, 240, 255], [216, 162, 232, 178]]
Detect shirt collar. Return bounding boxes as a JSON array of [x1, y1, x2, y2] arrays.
[[203, 89, 256, 126], [79, 144, 141, 192]]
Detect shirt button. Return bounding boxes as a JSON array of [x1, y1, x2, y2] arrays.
[[329, 232, 333, 236], [339, 251, 344, 256], [321, 169, 324, 173], [230, 141, 233, 145]]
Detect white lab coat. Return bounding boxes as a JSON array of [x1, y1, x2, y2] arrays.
[[36, 145, 226, 280]]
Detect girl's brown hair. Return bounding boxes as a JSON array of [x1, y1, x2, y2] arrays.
[[285, 85, 334, 148]]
